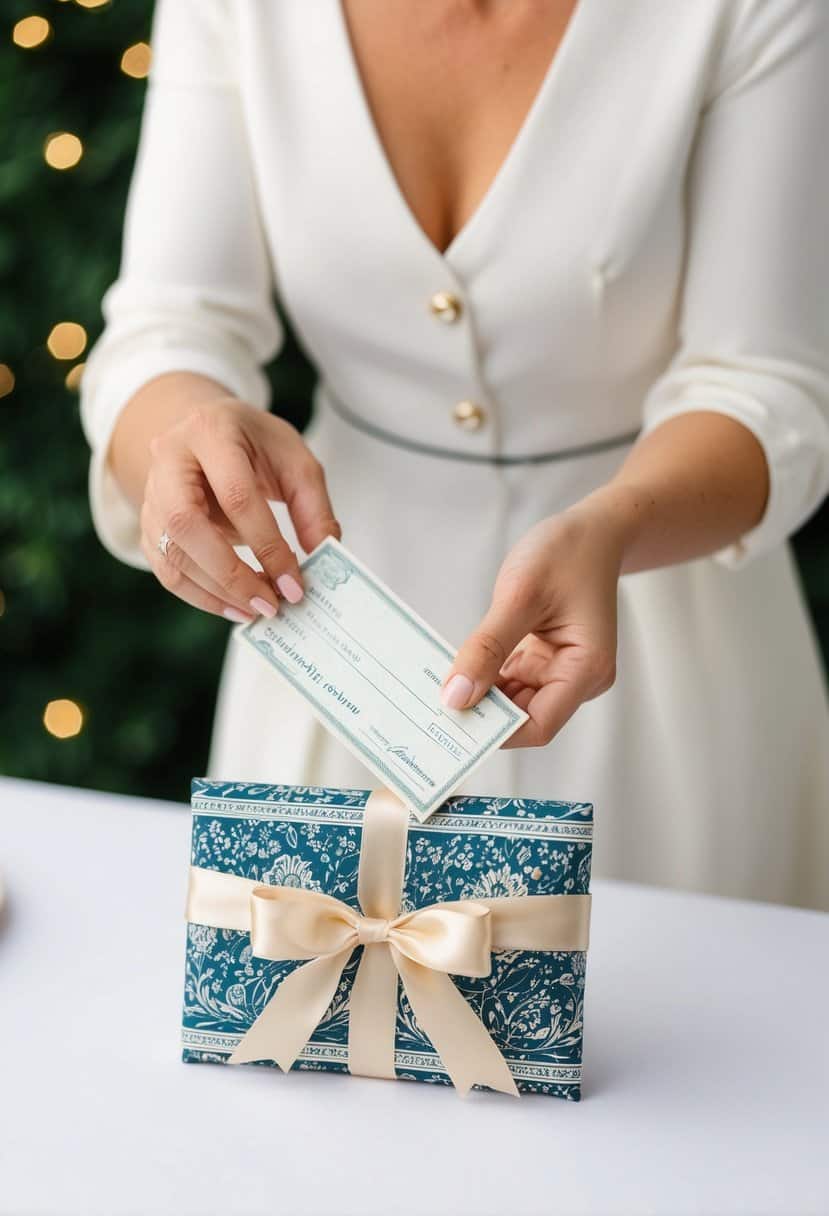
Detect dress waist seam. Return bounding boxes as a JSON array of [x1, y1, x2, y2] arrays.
[[321, 385, 641, 466]]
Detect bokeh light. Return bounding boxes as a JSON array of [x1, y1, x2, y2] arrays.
[[44, 132, 83, 170], [65, 362, 86, 391], [43, 699, 85, 739], [12, 16, 52, 48], [48, 322, 87, 360], [0, 364, 15, 397], [121, 42, 151, 79]]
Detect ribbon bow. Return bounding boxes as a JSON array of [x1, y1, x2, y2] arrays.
[[186, 788, 591, 1097]]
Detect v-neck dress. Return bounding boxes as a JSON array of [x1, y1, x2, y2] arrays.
[[79, 0, 829, 910]]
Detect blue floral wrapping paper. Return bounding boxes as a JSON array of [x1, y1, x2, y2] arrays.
[[183, 780, 593, 1099]]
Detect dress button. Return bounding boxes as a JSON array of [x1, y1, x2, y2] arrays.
[[429, 290, 463, 323], [452, 400, 486, 431]]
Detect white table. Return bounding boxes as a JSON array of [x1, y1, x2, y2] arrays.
[[0, 776, 827, 1216]]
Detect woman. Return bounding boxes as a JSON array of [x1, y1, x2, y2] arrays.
[[80, 0, 829, 910]]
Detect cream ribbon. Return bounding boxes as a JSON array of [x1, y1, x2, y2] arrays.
[[185, 787, 591, 1097]]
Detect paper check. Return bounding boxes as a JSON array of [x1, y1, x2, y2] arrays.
[[236, 537, 528, 821]]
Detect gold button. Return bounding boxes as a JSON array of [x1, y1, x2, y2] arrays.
[[452, 399, 486, 431], [429, 290, 463, 323]]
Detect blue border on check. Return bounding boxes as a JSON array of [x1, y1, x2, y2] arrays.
[[238, 538, 526, 819]]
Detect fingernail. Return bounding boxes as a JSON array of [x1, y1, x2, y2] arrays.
[[441, 673, 474, 710], [223, 607, 254, 624], [249, 596, 277, 619], [276, 573, 304, 604], [501, 648, 523, 675]]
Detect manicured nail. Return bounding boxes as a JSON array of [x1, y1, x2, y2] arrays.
[[500, 648, 524, 675], [441, 673, 474, 710], [223, 606, 254, 624], [249, 596, 277, 619], [276, 573, 304, 604]]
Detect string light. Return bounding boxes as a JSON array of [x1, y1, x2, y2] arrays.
[[43, 699, 85, 739], [121, 41, 151, 79], [0, 364, 14, 397], [48, 322, 87, 360], [75, 0, 111, 8], [44, 131, 83, 170], [65, 362, 85, 390], [12, 16, 51, 48]]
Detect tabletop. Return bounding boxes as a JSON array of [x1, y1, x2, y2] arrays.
[[0, 775, 827, 1216]]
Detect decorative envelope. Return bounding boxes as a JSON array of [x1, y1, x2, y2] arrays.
[[182, 779, 593, 1100]]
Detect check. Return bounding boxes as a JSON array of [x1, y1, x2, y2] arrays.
[[236, 537, 528, 821]]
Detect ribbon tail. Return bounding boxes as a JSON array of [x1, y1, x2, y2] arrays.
[[228, 948, 352, 1071], [348, 943, 400, 1080], [394, 951, 519, 1098]]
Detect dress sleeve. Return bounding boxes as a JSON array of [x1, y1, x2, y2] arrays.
[[78, 0, 284, 570], [638, 0, 829, 568]]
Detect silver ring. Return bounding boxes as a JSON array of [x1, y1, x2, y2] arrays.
[[158, 530, 172, 558]]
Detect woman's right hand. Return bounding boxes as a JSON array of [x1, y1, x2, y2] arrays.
[[138, 396, 341, 622]]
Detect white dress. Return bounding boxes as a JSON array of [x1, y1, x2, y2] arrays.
[[79, 0, 829, 910]]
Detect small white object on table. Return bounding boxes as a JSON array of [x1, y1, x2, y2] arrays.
[[0, 776, 827, 1216]]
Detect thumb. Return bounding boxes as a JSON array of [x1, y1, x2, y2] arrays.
[[440, 596, 534, 711]]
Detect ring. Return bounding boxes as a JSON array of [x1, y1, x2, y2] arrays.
[[158, 530, 172, 558]]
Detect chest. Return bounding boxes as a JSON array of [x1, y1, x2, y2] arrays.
[[236, 1, 721, 410], [339, 0, 581, 257]]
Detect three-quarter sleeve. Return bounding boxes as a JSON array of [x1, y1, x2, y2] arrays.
[[638, 0, 829, 568], [79, 0, 284, 570]]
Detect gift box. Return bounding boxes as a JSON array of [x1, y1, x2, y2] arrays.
[[182, 779, 593, 1099]]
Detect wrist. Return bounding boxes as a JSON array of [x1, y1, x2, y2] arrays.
[[564, 481, 652, 574]]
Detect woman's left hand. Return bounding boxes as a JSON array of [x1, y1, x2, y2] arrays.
[[439, 495, 628, 747]]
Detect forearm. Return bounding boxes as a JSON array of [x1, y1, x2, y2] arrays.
[[571, 411, 770, 574], [107, 370, 238, 507]]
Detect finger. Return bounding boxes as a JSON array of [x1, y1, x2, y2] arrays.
[[498, 641, 553, 688], [143, 500, 270, 617], [191, 431, 307, 605], [502, 647, 616, 748], [274, 442, 342, 554], [498, 677, 526, 700], [150, 447, 282, 619], [140, 530, 255, 624], [440, 592, 536, 711], [501, 677, 586, 748], [499, 642, 531, 678]]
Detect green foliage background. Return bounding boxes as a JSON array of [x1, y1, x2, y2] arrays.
[[2, 0, 827, 803]]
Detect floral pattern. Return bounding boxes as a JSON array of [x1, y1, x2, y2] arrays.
[[468, 864, 530, 900], [260, 854, 321, 890], [182, 781, 592, 1100]]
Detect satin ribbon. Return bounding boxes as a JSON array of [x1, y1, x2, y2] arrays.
[[185, 788, 591, 1097]]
